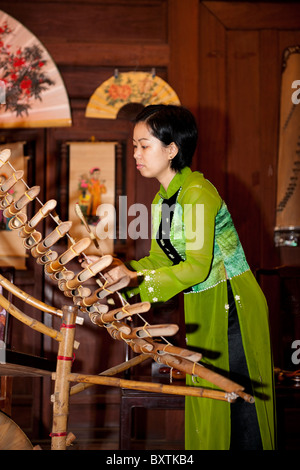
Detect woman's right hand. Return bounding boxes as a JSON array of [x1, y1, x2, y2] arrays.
[[81, 255, 138, 287]]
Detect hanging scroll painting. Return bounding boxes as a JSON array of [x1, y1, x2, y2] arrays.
[[0, 10, 71, 128], [0, 142, 27, 269], [275, 46, 300, 247], [85, 71, 181, 119], [68, 142, 116, 256]]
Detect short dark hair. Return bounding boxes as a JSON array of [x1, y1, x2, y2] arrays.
[[134, 104, 198, 171]]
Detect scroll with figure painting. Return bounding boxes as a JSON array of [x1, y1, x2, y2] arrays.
[[68, 142, 116, 256]]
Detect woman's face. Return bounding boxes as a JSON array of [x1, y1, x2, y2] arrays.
[[133, 121, 177, 189]]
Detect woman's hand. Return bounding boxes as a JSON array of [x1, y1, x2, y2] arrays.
[[104, 263, 138, 288], [81, 255, 138, 288]]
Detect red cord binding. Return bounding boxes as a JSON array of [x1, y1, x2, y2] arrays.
[[49, 432, 67, 437]]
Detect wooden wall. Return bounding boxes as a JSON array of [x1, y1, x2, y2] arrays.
[[0, 0, 300, 449]]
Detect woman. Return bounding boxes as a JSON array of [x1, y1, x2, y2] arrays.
[[103, 104, 276, 450]]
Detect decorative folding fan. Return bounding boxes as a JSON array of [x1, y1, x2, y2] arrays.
[[85, 71, 181, 119], [0, 10, 71, 127]]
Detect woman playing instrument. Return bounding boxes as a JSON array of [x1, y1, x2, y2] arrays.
[[100, 104, 276, 450]]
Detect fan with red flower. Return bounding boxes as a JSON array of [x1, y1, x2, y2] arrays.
[[0, 10, 71, 127]]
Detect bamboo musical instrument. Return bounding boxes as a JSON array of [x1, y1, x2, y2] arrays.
[[0, 148, 254, 398], [0, 146, 257, 449]]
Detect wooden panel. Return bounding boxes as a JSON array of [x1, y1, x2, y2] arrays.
[[60, 66, 168, 100], [1, 1, 169, 66], [203, 2, 300, 30], [168, 0, 199, 113], [2, 1, 167, 42], [226, 30, 262, 269], [49, 43, 170, 67], [197, 2, 227, 197]]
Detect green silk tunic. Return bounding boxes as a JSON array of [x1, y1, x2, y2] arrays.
[[124, 167, 276, 450]]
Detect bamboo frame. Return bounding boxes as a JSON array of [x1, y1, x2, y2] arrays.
[[67, 372, 239, 402]]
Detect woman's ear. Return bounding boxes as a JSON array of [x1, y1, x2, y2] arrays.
[[168, 142, 178, 160]]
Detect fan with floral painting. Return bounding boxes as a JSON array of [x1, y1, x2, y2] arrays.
[[0, 10, 71, 128], [86, 71, 180, 119]]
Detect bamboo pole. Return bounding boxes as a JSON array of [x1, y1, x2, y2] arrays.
[[70, 353, 151, 396], [67, 371, 238, 402], [0, 273, 84, 325], [0, 294, 62, 342], [153, 353, 254, 403], [0, 273, 62, 317], [51, 305, 77, 450]]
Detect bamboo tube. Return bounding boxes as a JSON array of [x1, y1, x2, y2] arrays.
[[31, 221, 72, 257], [82, 301, 109, 314], [79, 274, 130, 305], [143, 338, 202, 363], [0, 148, 11, 167], [19, 199, 57, 237], [153, 353, 254, 403], [55, 269, 75, 282], [36, 250, 58, 265], [0, 170, 24, 196], [45, 237, 91, 275], [121, 323, 179, 340], [104, 321, 132, 336], [3, 186, 40, 218], [8, 212, 27, 230], [126, 338, 154, 354], [64, 255, 113, 291], [67, 371, 237, 402], [69, 285, 92, 300], [89, 301, 151, 324], [70, 353, 151, 395], [0, 193, 13, 209], [51, 305, 77, 450], [0, 293, 62, 342], [23, 230, 42, 249]]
